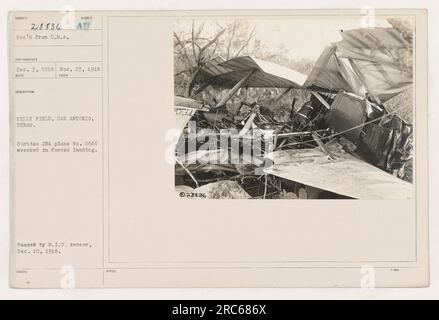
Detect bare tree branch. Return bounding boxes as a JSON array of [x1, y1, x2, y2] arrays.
[[234, 25, 256, 57]]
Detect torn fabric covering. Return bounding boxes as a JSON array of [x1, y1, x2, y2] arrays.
[[304, 46, 364, 94], [347, 58, 412, 102], [194, 28, 412, 102], [265, 140, 413, 199], [194, 56, 234, 83], [337, 28, 412, 66], [356, 115, 413, 171], [304, 28, 412, 102], [195, 56, 307, 89]]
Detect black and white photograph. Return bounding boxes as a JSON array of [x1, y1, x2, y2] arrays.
[[2, 4, 433, 297], [174, 17, 414, 200]]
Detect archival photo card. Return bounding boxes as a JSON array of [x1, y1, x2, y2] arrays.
[[9, 10, 429, 288]]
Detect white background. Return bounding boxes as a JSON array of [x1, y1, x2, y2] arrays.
[[0, 0, 437, 300]]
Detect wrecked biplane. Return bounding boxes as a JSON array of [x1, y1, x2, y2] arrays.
[[174, 27, 414, 200]]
